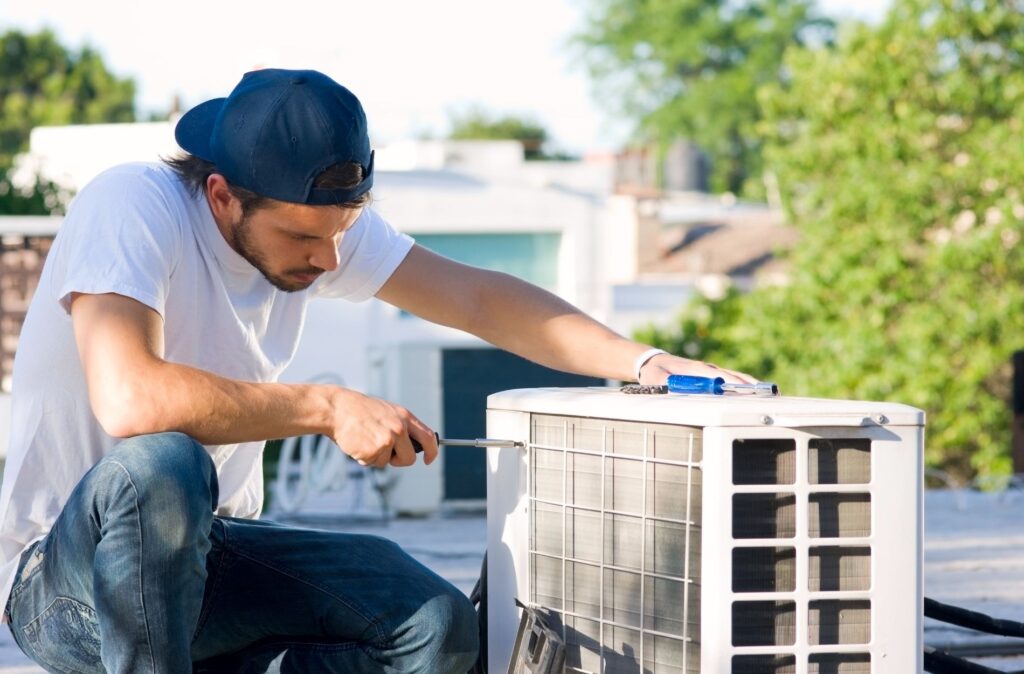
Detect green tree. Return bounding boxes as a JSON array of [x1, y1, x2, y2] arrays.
[[0, 29, 136, 214], [576, 0, 833, 195], [448, 107, 549, 159], [642, 0, 1024, 479], [0, 176, 73, 215]]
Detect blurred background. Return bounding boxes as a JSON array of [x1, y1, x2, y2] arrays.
[[0, 0, 1021, 501]]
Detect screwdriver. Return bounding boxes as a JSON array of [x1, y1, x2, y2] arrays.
[[410, 432, 523, 454], [668, 374, 779, 396]]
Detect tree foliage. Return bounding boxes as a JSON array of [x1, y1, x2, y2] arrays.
[[640, 0, 1024, 479], [0, 176, 74, 216], [576, 0, 832, 195], [448, 106, 550, 159], [0, 29, 135, 214]]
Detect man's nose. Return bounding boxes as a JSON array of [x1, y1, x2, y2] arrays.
[[310, 239, 340, 272]]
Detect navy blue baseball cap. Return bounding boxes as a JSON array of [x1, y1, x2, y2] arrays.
[[174, 68, 374, 205]]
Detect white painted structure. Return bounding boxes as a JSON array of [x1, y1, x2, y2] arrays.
[[487, 388, 924, 673], [14, 122, 182, 193]]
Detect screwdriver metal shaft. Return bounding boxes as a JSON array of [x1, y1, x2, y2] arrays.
[[411, 432, 523, 453]]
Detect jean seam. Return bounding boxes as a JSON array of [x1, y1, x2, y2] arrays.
[[192, 520, 228, 643], [220, 539, 385, 644], [107, 460, 158, 674]]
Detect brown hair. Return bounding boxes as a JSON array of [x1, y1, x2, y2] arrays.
[[164, 153, 371, 217]]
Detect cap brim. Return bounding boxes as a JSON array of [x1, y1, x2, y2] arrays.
[[174, 98, 226, 160]]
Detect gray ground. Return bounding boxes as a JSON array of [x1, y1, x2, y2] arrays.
[[924, 488, 1024, 671], [0, 489, 1021, 672]]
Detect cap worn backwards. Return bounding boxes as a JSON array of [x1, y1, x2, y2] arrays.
[[174, 68, 374, 206]]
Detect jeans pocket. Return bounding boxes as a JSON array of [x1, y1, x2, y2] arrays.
[[22, 596, 103, 674]]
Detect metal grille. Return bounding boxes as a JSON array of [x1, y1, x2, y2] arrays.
[[529, 415, 703, 674], [730, 652, 872, 674], [730, 437, 874, 672]]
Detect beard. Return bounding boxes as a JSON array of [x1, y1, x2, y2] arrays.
[[230, 216, 321, 292]]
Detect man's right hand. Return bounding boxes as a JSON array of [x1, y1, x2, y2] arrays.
[[326, 389, 439, 468]]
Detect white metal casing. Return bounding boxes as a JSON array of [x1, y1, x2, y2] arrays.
[[486, 387, 924, 674]]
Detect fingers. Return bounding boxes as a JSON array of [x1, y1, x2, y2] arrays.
[[694, 363, 759, 384], [331, 390, 432, 468], [389, 433, 417, 468], [705, 362, 757, 384], [387, 408, 438, 468], [358, 414, 407, 468], [639, 353, 759, 385], [407, 418, 439, 466], [718, 367, 758, 384]]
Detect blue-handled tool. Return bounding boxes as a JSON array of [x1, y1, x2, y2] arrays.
[[667, 375, 779, 396]]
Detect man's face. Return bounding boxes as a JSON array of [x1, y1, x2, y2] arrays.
[[229, 201, 363, 292]]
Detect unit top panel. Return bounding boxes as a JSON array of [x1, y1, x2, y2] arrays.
[[487, 387, 925, 428]]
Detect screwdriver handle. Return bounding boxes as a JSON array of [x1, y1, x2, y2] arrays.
[[667, 374, 780, 396], [667, 375, 725, 394]]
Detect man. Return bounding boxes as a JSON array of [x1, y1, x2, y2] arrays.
[[0, 69, 752, 673]]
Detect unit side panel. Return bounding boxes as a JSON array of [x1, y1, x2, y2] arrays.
[[868, 425, 924, 672], [699, 426, 733, 674], [486, 408, 533, 673]]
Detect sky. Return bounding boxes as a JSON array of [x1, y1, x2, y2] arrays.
[[1, 0, 891, 154]]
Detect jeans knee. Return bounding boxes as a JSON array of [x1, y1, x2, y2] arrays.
[[102, 432, 218, 523], [423, 586, 480, 668]]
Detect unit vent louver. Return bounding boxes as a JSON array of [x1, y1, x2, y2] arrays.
[[487, 388, 923, 674]]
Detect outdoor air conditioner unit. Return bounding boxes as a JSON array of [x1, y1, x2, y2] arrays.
[[486, 388, 924, 673]]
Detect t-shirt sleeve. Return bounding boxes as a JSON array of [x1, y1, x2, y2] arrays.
[[312, 207, 414, 301], [52, 166, 183, 317]]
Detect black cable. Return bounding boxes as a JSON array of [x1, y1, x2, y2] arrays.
[[924, 648, 1008, 673], [925, 597, 1024, 639], [467, 552, 487, 674]]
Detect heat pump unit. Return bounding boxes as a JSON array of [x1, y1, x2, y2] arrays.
[[486, 388, 924, 673]]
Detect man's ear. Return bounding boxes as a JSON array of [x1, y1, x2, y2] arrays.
[[206, 174, 240, 223]]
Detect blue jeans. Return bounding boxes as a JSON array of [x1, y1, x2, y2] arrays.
[[5, 433, 479, 673]]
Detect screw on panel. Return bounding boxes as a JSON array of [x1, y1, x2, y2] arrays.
[[760, 415, 773, 425], [875, 414, 889, 425]]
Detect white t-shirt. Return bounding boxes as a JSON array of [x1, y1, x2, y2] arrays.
[[0, 163, 414, 611]]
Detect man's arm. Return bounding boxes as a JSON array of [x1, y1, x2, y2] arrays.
[[375, 245, 753, 384], [70, 292, 437, 467]]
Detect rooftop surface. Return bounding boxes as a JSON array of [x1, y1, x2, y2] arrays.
[[0, 488, 1020, 672]]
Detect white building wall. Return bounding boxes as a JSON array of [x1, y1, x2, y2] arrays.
[[19, 122, 179, 192], [601, 194, 641, 285]]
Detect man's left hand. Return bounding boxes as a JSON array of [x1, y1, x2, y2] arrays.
[[638, 353, 757, 386]]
